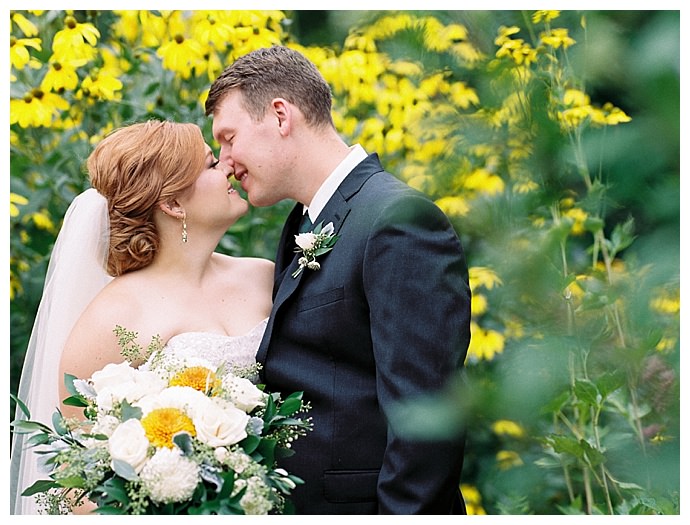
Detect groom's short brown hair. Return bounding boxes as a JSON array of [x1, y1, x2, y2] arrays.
[[205, 45, 334, 129]]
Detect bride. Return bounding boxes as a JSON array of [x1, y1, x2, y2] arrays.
[[10, 120, 274, 514]]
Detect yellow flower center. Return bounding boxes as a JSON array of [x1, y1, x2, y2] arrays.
[[141, 408, 196, 448], [169, 366, 220, 395]]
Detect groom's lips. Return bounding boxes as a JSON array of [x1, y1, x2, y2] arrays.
[[235, 172, 248, 190]]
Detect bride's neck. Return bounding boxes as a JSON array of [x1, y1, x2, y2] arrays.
[[147, 236, 221, 284]]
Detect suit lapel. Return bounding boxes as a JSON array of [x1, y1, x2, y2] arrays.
[[272, 204, 304, 297], [258, 154, 385, 365]]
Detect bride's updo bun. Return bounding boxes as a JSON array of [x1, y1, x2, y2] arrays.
[[87, 120, 206, 276]]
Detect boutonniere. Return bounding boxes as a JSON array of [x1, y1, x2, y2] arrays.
[[292, 221, 339, 278]]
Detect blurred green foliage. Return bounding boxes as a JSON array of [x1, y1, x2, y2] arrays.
[[10, 10, 679, 514]]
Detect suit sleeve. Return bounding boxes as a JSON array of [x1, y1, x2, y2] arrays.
[[363, 193, 471, 514]]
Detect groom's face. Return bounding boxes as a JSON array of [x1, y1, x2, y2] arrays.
[[211, 91, 290, 208]]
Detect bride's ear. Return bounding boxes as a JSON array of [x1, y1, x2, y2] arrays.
[[158, 199, 185, 220]]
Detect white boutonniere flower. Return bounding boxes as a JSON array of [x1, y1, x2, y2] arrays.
[[292, 221, 339, 278]]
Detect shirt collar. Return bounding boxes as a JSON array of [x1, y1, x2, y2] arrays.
[[304, 144, 368, 223]]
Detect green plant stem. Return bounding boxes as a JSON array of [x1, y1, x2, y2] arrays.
[[583, 466, 593, 514], [591, 404, 614, 514]]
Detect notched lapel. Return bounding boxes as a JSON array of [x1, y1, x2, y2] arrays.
[[261, 155, 383, 361]]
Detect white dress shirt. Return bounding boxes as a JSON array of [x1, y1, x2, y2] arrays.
[[303, 144, 368, 223]]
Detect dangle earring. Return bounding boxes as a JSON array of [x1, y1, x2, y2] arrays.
[[181, 213, 188, 243]]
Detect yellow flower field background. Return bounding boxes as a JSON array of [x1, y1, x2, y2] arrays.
[[9, 10, 680, 514]]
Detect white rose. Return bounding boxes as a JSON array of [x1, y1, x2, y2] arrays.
[[294, 232, 317, 251], [96, 370, 167, 412], [224, 375, 266, 412], [108, 418, 150, 473], [91, 361, 137, 392], [193, 399, 249, 447]]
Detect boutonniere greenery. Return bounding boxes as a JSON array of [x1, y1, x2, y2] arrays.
[[292, 221, 339, 278]]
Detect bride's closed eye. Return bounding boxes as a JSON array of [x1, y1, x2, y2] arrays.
[[209, 159, 220, 169]]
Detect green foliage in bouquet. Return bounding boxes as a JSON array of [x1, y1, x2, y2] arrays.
[[11, 328, 313, 515]]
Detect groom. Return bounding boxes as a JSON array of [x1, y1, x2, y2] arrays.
[[205, 46, 471, 514]]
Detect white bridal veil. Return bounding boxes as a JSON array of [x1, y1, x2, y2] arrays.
[[10, 189, 113, 515]]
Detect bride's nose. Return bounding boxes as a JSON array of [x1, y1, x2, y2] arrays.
[[218, 160, 235, 178]]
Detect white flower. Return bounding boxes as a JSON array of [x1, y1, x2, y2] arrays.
[[94, 364, 167, 411], [108, 418, 150, 473], [135, 386, 207, 417], [91, 361, 137, 391], [240, 476, 273, 514], [214, 446, 229, 463], [140, 447, 199, 504], [92, 414, 120, 437], [193, 398, 250, 447], [292, 221, 339, 278], [224, 449, 253, 474], [224, 375, 266, 412], [294, 232, 317, 251]]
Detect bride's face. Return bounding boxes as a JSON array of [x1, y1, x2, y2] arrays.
[[182, 146, 249, 231]]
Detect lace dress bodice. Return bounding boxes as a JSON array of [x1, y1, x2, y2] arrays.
[[161, 318, 267, 373]]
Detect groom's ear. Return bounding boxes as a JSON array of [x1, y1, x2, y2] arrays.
[[271, 98, 291, 136], [158, 199, 185, 220]]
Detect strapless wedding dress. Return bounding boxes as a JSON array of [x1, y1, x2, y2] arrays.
[[161, 318, 268, 375], [13, 318, 269, 515]]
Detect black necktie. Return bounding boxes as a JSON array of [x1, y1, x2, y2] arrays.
[[299, 212, 313, 233]]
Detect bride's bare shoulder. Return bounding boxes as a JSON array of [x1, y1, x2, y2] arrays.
[[72, 273, 147, 334], [213, 253, 274, 285]]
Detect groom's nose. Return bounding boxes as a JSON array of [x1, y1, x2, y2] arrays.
[[219, 148, 235, 171]]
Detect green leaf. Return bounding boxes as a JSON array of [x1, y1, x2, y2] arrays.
[[10, 419, 52, 434], [580, 439, 606, 468], [546, 434, 583, 459], [53, 411, 68, 435], [255, 437, 277, 466], [263, 394, 278, 422], [173, 432, 195, 456], [22, 479, 60, 496], [26, 432, 51, 446], [240, 435, 261, 454], [608, 217, 636, 257], [573, 379, 599, 407], [62, 395, 88, 407], [120, 399, 142, 421], [63, 373, 81, 396], [57, 475, 86, 489], [277, 396, 303, 417], [10, 393, 31, 418], [96, 476, 130, 504], [595, 371, 625, 400], [112, 459, 138, 481]]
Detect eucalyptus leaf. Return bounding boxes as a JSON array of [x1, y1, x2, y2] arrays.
[[120, 399, 142, 421], [10, 419, 52, 434], [112, 458, 138, 481], [10, 393, 30, 418]]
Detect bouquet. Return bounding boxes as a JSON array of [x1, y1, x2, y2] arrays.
[[11, 327, 312, 515]]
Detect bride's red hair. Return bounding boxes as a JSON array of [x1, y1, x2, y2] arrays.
[[87, 120, 206, 276]]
